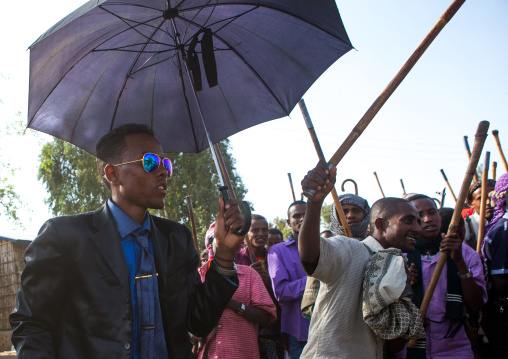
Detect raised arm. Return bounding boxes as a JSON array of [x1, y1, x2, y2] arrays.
[[299, 161, 336, 265]]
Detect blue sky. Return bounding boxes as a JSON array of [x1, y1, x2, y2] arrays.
[[1, 0, 507, 236]]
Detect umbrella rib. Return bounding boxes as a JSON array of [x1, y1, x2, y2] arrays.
[[98, 6, 174, 48], [178, 15, 288, 116], [110, 21, 165, 130], [69, 53, 124, 144], [206, 6, 258, 34], [179, 3, 349, 42], [131, 52, 179, 75], [181, 0, 215, 40]]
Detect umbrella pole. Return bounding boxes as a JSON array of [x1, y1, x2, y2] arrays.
[[463, 136, 479, 182], [298, 99, 352, 238], [400, 179, 406, 196], [408, 121, 489, 348], [212, 144, 256, 262], [341, 179, 358, 196], [440, 169, 457, 203], [373, 172, 386, 198], [492, 162, 497, 180], [476, 152, 490, 254], [186, 196, 201, 256], [303, 0, 467, 200], [288, 173, 297, 202], [492, 130, 508, 172], [169, 17, 251, 236]]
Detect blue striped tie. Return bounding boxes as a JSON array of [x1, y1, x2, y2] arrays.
[[133, 230, 168, 359]]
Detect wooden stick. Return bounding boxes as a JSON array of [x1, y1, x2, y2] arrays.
[[440, 169, 457, 203], [476, 151, 490, 254], [373, 172, 386, 198], [492, 161, 497, 180], [341, 179, 358, 196], [464, 136, 479, 181], [327, 0, 467, 167], [440, 187, 446, 208], [244, 235, 257, 264], [400, 179, 407, 196], [288, 173, 297, 202], [186, 196, 200, 255], [408, 121, 489, 348], [298, 99, 352, 238], [492, 130, 508, 172]]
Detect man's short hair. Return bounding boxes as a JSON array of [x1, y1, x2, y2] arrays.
[[95, 124, 155, 191], [268, 228, 284, 239], [369, 197, 411, 228], [439, 207, 464, 234], [320, 229, 333, 236], [251, 214, 267, 223], [466, 179, 496, 202], [287, 200, 306, 218], [405, 194, 437, 209]]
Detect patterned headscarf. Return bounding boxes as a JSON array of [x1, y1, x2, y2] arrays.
[[205, 222, 215, 259], [485, 173, 508, 236], [331, 193, 370, 240]]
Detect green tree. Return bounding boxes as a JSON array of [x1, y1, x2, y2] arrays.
[[0, 117, 27, 227], [38, 139, 247, 250], [321, 203, 332, 230], [268, 216, 292, 240]]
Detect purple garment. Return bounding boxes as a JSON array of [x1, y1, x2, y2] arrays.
[[235, 247, 252, 266], [397, 245, 487, 359], [267, 235, 310, 341], [485, 172, 508, 237]]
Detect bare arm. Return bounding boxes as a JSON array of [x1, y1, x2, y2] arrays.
[[299, 161, 336, 264], [441, 233, 484, 311], [227, 299, 271, 327]]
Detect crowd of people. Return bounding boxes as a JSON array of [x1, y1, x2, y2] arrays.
[[8, 124, 508, 359]]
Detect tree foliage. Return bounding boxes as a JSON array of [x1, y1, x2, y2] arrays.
[[320, 203, 332, 230], [38, 138, 248, 248], [0, 117, 26, 227], [268, 216, 292, 240]]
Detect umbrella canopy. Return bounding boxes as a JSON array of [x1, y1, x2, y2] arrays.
[[28, 0, 352, 154]]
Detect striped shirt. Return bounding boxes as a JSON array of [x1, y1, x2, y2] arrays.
[[197, 263, 277, 359]]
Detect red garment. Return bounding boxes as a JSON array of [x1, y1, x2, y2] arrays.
[[462, 207, 475, 219], [197, 263, 277, 359]]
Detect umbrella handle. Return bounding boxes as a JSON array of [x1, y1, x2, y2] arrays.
[[219, 186, 252, 236]]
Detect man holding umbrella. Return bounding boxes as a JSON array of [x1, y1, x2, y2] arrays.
[[10, 124, 246, 359]]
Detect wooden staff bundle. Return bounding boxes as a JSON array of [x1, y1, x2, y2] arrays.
[[408, 121, 489, 348]]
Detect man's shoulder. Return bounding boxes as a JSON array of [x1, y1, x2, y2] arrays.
[[151, 215, 188, 231]]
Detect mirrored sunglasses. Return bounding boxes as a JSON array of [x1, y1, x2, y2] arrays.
[[113, 153, 172, 178]]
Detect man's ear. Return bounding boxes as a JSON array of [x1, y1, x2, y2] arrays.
[[104, 164, 119, 186], [286, 219, 291, 227], [374, 217, 388, 232]]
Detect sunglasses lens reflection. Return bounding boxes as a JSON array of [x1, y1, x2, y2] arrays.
[[163, 158, 172, 178], [143, 153, 160, 172]]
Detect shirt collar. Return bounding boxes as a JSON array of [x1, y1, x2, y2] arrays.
[[107, 199, 151, 239], [361, 236, 385, 253], [285, 234, 297, 246]]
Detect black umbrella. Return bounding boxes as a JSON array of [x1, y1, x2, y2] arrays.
[[27, 0, 352, 155]]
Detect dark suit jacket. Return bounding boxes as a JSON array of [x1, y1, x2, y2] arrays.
[[10, 204, 238, 359]]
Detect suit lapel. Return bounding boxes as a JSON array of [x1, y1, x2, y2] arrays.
[[151, 217, 168, 289], [91, 205, 129, 287]]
